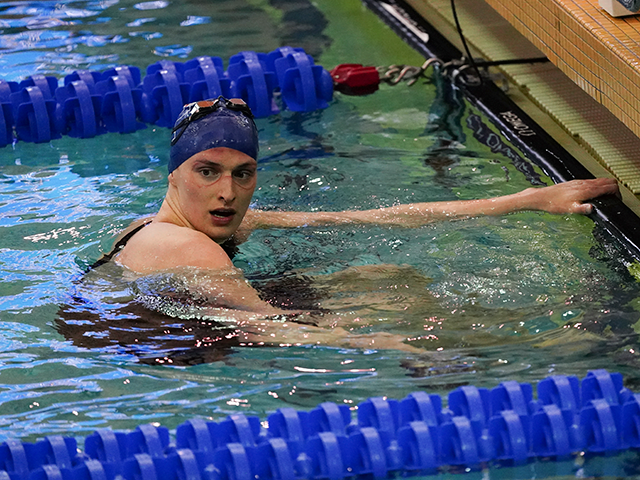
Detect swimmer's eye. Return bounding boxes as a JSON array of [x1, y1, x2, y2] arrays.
[[199, 168, 221, 179], [233, 168, 256, 183], [194, 164, 255, 186]]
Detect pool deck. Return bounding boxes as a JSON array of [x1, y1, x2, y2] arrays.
[[405, 0, 640, 211]]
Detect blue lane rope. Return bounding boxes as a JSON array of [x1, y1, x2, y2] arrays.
[[0, 369, 639, 480], [0, 46, 334, 147]]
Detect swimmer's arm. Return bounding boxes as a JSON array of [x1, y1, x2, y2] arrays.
[[245, 178, 619, 229], [235, 320, 422, 353], [167, 245, 283, 315], [186, 263, 423, 353]]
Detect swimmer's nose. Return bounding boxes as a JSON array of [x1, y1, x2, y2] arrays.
[[217, 173, 236, 203]]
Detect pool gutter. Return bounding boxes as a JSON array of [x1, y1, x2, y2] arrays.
[[362, 0, 640, 262]]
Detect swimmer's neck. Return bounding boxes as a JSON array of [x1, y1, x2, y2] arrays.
[[154, 197, 192, 229]]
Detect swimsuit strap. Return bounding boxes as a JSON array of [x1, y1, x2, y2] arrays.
[[89, 220, 238, 270], [220, 238, 238, 260], [88, 219, 153, 270]]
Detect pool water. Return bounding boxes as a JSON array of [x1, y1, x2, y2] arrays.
[[0, 0, 639, 459]]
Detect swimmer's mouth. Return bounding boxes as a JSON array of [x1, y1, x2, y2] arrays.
[[210, 208, 235, 218]]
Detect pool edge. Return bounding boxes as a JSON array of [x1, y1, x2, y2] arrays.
[[363, 0, 640, 261]]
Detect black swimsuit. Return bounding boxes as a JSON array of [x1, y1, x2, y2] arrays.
[[62, 222, 325, 365], [89, 220, 238, 270], [88, 221, 324, 323]]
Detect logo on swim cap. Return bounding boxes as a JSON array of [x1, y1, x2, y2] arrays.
[[168, 96, 259, 174]]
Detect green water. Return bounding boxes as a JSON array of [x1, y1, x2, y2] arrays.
[[0, 5, 639, 477]]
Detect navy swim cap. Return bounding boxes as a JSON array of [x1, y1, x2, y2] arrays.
[[168, 97, 259, 174]]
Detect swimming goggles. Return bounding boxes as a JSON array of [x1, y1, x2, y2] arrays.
[[170, 96, 254, 146]]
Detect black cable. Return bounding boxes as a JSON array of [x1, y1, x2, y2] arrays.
[[450, 0, 483, 83], [475, 57, 549, 67]]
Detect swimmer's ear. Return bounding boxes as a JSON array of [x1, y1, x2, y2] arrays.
[[168, 171, 177, 186]]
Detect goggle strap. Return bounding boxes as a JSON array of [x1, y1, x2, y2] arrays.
[[170, 96, 253, 146]]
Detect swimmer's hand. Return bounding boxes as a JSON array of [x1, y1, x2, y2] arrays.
[[523, 178, 619, 215]]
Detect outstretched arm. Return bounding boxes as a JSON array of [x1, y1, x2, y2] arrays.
[[244, 178, 619, 230]]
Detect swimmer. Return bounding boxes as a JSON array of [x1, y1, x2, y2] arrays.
[[104, 96, 620, 352]]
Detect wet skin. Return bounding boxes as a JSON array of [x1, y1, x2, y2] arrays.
[[111, 147, 621, 353], [116, 148, 257, 275], [163, 147, 257, 244]]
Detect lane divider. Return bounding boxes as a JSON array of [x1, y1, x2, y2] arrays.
[[0, 369, 638, 479], [0, 46, 334, 147]]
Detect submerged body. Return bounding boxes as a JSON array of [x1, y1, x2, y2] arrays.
[[106, 97, 620, 354]]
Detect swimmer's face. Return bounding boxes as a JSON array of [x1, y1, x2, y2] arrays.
[[169, 147, 257, 243]]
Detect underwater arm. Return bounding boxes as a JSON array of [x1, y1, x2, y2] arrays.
[[184, 271, 422, 353], [240, 323, 423, 353], [192, 307, 423, 354], [245, 178, 619, 229]]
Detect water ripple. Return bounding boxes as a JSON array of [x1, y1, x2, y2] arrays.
[[153, 44, 191, 58], [2, 4, 106, 21], [126, 17, 155, 27], [133, 1, 168, 11], [0, 29, 127, 53], [180, 16, 210, 27]]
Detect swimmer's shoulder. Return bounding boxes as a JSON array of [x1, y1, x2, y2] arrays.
[[116, 220, 235, 273]]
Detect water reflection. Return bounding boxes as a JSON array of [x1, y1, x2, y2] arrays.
[[56, 263, 328, 366], [0, 0, 332, 79], [55, 258, 640, 375]]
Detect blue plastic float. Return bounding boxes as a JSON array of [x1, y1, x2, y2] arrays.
[[0, 369, 639, 480], [0, 46, 335, 147]]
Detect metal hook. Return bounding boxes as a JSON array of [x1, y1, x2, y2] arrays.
[[451, 64, 482, 86], [377, 57, 447, 86], [405, 58, 444, 85]]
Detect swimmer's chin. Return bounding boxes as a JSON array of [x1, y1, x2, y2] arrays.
[[210, 232, 235, 244]]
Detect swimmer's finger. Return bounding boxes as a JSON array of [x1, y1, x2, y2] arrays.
[[567, 178, 619, 201], [603, 179, 621, 197], [574, 202, 593, 215], [583, 178, 619, 197]]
